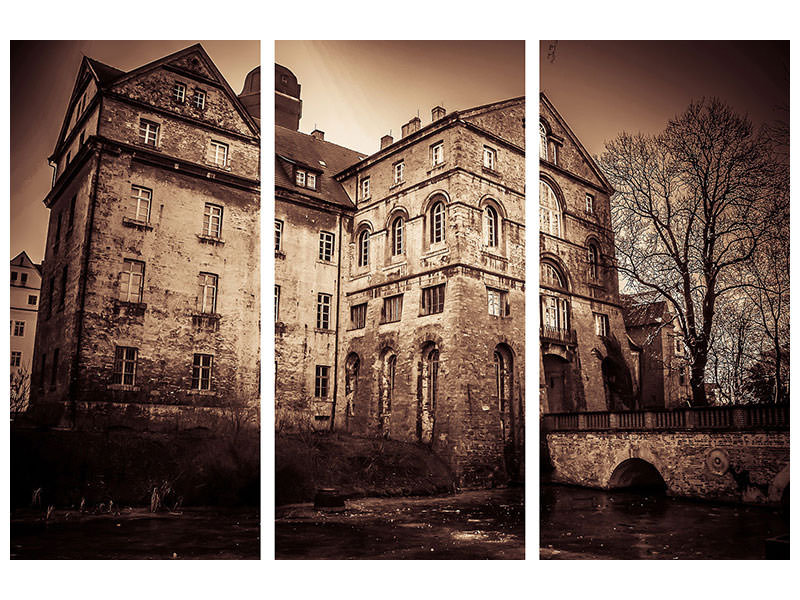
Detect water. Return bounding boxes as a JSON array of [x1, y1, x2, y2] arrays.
[[10, 508, 259, 560], [540, 484, 788, 559]]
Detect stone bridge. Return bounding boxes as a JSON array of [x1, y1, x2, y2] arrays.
[[543, 404, 789, 505]]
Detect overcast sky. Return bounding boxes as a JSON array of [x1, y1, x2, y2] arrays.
[[10, 40, 259, 263], [275, 40, 525, 155], [540, 40, 789, 158]]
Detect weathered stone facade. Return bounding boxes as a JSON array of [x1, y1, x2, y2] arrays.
[[30, 45, 260, 431], [275, 65, 525, 485], [539, 93, 638, 414]]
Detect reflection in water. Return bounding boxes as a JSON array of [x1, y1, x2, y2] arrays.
[[541, 484, 788, 560]]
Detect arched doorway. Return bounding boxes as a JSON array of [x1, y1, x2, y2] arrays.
[[543, 354, 571, 412], [418, 344, 439, 444], [608, 458, 667, 492]]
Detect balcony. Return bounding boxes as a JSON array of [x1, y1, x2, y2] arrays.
[[540, 325, 577, 346]]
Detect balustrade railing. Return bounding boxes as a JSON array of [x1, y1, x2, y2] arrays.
[[543, 403, 788, 432], [540, 326, 577, 345]]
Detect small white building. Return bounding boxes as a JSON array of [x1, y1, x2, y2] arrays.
[[10, 251, 42, 412]]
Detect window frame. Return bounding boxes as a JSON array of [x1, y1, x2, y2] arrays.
[[119, 259, 145, 304], [198, 272, 218, 314], [391, 216, 404, 256], [357, 229, 370, 267], [362, 177, 371, 200], [275, 219, 283, 252], [316, 292, 332, 330], [319, 230, 335, 262], [203, 203, 223, 238], [191, 353, 213, 391], [487, 288, 508, 317], [393, 160, 405, 184], [350, 302, 367, 329], [381, 294, 403, 324], [483, 146, 496, 170], [112, 346, 138, 386], [430, 201, 445, 244], [138, 119, 160, 147], [594, 312, 610, 337], [421, 284, 445, 316], [539, 179, 562, 238], [315, 365, 330, 398], [172, 81, 186, 104], [485, 205, 499, 247], [11, 351, 22, 368], [130, 185, 152, 223], [13, 320, 25, 337], [193, 89, 206, 110], [275, 285, 280, 322], [431, 142, 444, 166], [210, 140, 229, 168]]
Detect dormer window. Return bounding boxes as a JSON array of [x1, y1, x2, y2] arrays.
[[193, 89, 206, 110], [295, 168, 317, 190], [173, 82, 186, 103]]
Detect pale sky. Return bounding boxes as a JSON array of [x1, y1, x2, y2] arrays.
[[10, 40, 259, 264]]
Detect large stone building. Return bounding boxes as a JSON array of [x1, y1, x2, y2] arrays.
[[276, 64, 525, 485], [30, 44, 260, 431], [539, 93, 638, 414], [11, 251, 42, 412]]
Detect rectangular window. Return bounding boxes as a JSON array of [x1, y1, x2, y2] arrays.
[[594, 313, 610, 337], [130, 185, 152, 223], [315, 365, 330, 398], [210, 140, 228, 167], [138, 119, 159, 146], [13, 321, 25, 336], [275, 285, 280, 322], [191, 353, 213, 390], [11, 351, 22, 368], [431, 142, 444, 166], [488, 288, 508, 317], [421, 284, 445, 315], [295, 169, 306, 187], [542, 295, 569, 331], [350, 303, 367, 329], [393, 161, 404, 184], [198, 273, 218, 314], [193, 89, 206, 109], [203, 203, 223, 237], [21, 272, 28, 285], [317, 293, 332, 330], [51, 347, 59, 386], [319, 231, 334, 262], [11, 271, 17, 282], [585, 194, 595, 213], [295, 169, 317, 190], [172, 82, 186, 103], [54, 213, 62, 253], [381, 294, 403, 323], [275, 219, 283, 251], [28, 295, 37, 306], [307, 172, 317, 189], [112, 346, 138, 386], [59, 265, 68, 310], [120, 259, 145, 303], [362, 177, 370, 199], [483, 146, 496, 170], [68, 194, 77, 231]]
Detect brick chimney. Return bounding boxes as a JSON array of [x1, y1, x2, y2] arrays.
[[431, 106, 446, 121], [401, 116, 421, 138], [311, 129, 325, 141], [380, 134, 394, 149]]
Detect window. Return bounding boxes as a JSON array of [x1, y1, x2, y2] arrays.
[[198, 273, 218, 314], [295, 168, 317, 190], [275, 285, 280, 322], [60, 265, 67, 310], [13, 321, 25, 336], [430, 201, 445, 244], [542, 296, 570, 331], [51, 348, 59, 386], [541, 262, 565, 289], [210, 141, 228, 167], [275, 219, 283, 252], [382, 354, 397, 415], [381, 294, 403, 323], [586, 194, 595, 214], [20, 272, 28, 286], [11, 351, 22, 368], [540, 122, 548, 160], [485, 205, 499, 247], [391, 217, 404, 256], [431, 142, 444, 166], [193, 89, 206, 110], [421, 284, 445, 315], [139, 119, 159, 146], [11, 271, 17, 283], [203, 203, 223, 237], [594, 313, 610, 337], [483, 146, 496, 170], [120, 259, 144, 303], [588, 243, 599, 280], [362, 177, 370, 199], [307, 173, 317, 189], [358, 230, 370, 267], [130, 186, 152, 223], [46, 278, 54, 318], [315, 365, 330, 398], [319, 231, 335, 262], [350, 303, 367, 329], [295, 169, 306, 187], [172, 82, 186, 103], [393, 161, 404, 184], [191, 354, 213, 390], [488, 288, 508, 317], [317, 293, 332, 330], [112, 346, 138, 386], [68, 194, 77, 231], [54, 213, 62, 253], [28, 295, 37, 306], [540, 180, 562, 237]]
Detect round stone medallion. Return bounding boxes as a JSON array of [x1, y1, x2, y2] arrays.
[[706, 448, 730, 475]]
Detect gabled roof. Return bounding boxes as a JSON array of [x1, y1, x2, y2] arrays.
[[10, 250, 40, 273], [540, 92, 614, 194], [85, 57, 125, 86], [622, 295, 669, 328], [276, 125, 365, 209]]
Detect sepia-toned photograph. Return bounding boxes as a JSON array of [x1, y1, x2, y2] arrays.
[[539, 40, 789, 559], [10, 40, 261, 559], [274, 40, 525, 559]]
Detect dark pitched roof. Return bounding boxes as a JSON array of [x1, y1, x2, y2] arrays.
[[275, 125, 365, 209], [622, 296, 669, 328], [86, 57, 125, 87]]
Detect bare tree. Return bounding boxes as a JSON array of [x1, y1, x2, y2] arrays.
[[10, 365, 31, 414], [601, 99, 779, 405]]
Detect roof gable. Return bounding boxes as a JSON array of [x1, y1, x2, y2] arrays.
[[11, 251, 37, 271], [460, 97, 525, 148]]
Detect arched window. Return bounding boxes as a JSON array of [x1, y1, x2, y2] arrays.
[[430, 201, 445, 244], [391, 216, 404, 256], [540, 180, 561, 237], [541, 261, 565, 289], [588, 243, 599, 280], [540, 122, 548, 160], [494, 344, 513, 431], [419, 345, 439, 443], [485, 205, 499, 247], [386, 355, 396, 413], [358, 229, 370, 267], [345, 353, 360, 417]]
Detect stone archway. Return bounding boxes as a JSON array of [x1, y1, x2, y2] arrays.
[[608, 458, 667, 492]]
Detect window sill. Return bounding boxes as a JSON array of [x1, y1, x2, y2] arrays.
[[481, 248, 508, 261], [389, 181, 405, 190], [134, 141, 161, 151], [379, 319, 401, 326], [482, 166, 501, 177], [347, 326, 366, 332], [116, 300, 147, 311], [419, 310, 444, 318], [205, 162, 232, 172], [187, 389, 216, 397], [192, 313, 221, 330], [107, 384, 140, 392], [122, 217, 153, 231], [315, 328, 335, 335], [197, 234, 225, 246], [317, 259, 336, 267], [427, 162, 447, 175]]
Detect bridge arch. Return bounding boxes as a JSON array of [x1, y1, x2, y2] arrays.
[[607, 458, 667, 492]]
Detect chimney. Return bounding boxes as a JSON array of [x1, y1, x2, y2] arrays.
[[380, 134, 394, 149], [311, 129, 325, 141], [401, 116, 421, 138], [431, 106, 446, 121]]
